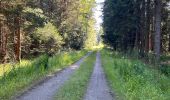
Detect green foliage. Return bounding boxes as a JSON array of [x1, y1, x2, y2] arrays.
[[102, 0, 170, 58], [160, 64, 170, 76], [52, 0, 96, 50], [23, 7, 44, 17], [101, 49, 170, 100], [23, 7, 47, 29], [35, 22, 62, 41], [160, 54, 170, 76], [102, 0, 138, 50], [84, 19, 97, 49], [24, 22, 63, 55], [22, 7, 63, 55], [1, 0, 96, 61], [54, 52, 96, 100], [0, 50, 87, 100]]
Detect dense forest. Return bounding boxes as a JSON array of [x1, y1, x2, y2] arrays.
[[103, 0, 170, 62], [0, 0, 97, 63]]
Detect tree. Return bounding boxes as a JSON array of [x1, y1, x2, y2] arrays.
[[0, 0, 96, 63], [154, 0, 162, 61], [103, 0, 169, 62]]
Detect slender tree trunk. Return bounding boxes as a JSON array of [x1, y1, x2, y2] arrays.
[[145, 0, 151, 53], [151, 3, 155, 52], [0, 1, 1, 48], [0, 19, 3, 62], [134, 30, 138, 49], [154, 0, 162, 61], [168, 20, 170, 52], [0, 14, 7, 63], [1, 20, 8, 63], [4, 24, 8, 63], [14, 15, 21, 62], [134, 1, 141, 52], [139, 0, 146, 57], [0, 1, 3, 62]]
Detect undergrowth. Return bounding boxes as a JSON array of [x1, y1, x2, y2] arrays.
[[101, 49, 170, 100]]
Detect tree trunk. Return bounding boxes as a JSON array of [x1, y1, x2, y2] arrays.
[[154, 0, 162, 61], [0, 1, 3, 62], [145, 0, 151, 53], [14, 15, 21, 62], [139, 0, 146, 57], [0, 18, 2, 59], [168, 19, 170, 52]]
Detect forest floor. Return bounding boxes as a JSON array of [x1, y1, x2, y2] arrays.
[[14, 52, 114, 100]]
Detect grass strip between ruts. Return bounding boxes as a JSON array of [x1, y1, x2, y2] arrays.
[[54, 52, 96, 100]]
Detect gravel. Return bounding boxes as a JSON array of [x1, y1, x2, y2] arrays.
[[16, 53, 91, 100], [84, 52, 114, 100]]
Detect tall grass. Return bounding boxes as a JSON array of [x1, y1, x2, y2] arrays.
[[101, 49, 170, 100], [0, 64, 12, 76], [0, 50, 87, 100], [160, 55, 170, 77], [120, 49, 170, 77]]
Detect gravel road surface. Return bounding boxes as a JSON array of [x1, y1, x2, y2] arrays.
[[84, 52, 113, 100], [16, 53, 91, 100]]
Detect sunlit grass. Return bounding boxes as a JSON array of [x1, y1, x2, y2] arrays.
[[0, 64, 12, 76], [101, 49, 170, 100], [54, 52, 96, 100], [0, 60, 34, 77], [0, 50, 87, 100]]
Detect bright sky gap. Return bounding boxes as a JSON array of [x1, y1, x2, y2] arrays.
[[94, 0, 104, 31]]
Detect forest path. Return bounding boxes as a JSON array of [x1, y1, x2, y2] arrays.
[[84, 52, 114, 100], [15, 52, 91, 100]]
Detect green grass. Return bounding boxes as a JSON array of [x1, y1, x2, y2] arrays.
[[160, 54, 170, 76], [161, 54, 170, 62], [101, 49, 170, 100], [0, 50, 87, 100], [0, 64, 12, 76], [54, 52, 96, 100]]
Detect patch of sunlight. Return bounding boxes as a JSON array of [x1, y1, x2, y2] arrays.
[[0, 60, 33, 77], [70, 65, 79, 69]]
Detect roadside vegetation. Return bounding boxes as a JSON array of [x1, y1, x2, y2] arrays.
[[0, 50, 87, 100], [160, 54, 170, 77], [54, 52, 96, 100], [101, 49, 170, 100]]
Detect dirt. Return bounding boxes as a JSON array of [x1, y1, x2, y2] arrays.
[[15, 53, 91, 100], [84, 52, 114, 100]]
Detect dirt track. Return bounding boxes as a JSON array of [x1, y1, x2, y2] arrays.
[[16, 53, 91, 100], [84, 52, 113, 100]]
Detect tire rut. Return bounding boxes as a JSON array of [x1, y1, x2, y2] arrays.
[[16, 52, 91, 100], [84, 52, 114, 100]]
